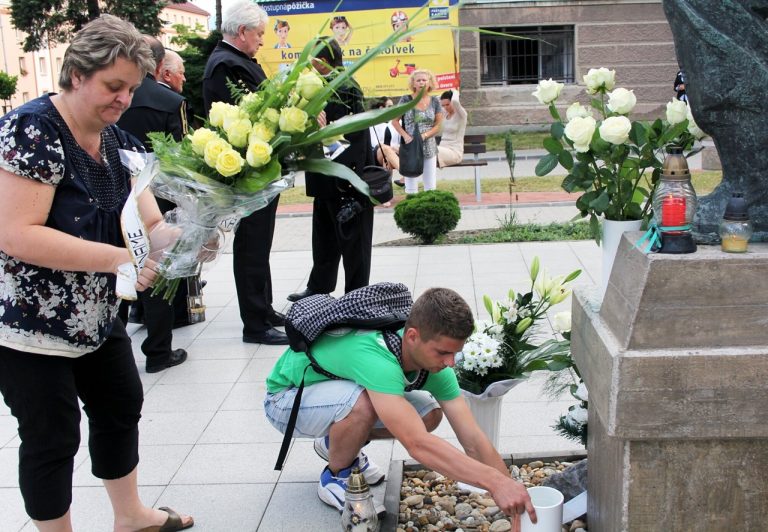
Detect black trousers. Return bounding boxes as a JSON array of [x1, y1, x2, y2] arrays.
[[234, 195, 279, 336], [307, 197, 374, 294], [0, 319, 143, 520]]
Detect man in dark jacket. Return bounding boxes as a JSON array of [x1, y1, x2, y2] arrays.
[[117, 36, 189, 373], [202, 0, 288, 345], [288, 38, 375, 302]]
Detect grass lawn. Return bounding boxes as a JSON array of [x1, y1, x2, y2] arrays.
[[279, 170, 723, 205], [485, 131, 550, 151]]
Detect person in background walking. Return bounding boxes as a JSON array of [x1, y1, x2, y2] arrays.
[[389, 69, 443, 193], [202, 0, 288, 345]]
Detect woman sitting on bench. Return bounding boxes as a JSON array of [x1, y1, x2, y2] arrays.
[[437, 89, 467, 168]]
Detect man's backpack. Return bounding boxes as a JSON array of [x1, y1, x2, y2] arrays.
[[274, 282, 429, 470]]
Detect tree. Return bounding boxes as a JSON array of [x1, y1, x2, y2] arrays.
[[215, 0, 221, 32], [0, 72, 19, 112], [178, 30, 221, 129], [10, 0, 186, 52], [169, 22, 207, 48]]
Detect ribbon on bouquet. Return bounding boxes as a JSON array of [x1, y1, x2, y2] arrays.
[[116, 151, 157, 300], [634, 222, 691, 253]]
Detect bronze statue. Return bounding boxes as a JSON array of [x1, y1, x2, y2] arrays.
[[663, 0, 768, 242]]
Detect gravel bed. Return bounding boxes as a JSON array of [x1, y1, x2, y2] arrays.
[[397, 461, 587, 532]]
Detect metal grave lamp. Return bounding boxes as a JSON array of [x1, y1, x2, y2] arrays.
[[341, 467, 379, 532], [651, 146, 698, 254], [719, 192, 753, 253]]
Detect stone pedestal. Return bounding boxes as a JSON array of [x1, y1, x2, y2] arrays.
[[700, 139, 722, 171], [572, 236, 768, 531]]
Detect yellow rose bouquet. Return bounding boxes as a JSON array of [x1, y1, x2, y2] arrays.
[[139, 21, 451, 299]]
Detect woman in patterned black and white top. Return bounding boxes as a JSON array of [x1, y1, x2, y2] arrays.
[[390, 69, 444, 194], [0, 15, 193, 532]]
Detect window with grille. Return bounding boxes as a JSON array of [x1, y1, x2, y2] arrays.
[[481, 26, 574, 86]]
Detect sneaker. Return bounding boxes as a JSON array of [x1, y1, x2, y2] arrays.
[[318, 464, 352, 511], [313, 436, 385, 486]]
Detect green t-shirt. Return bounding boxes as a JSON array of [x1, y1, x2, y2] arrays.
[[266, 328, 460, 401]]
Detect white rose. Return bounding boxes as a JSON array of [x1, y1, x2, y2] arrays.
[[573, 382, 589, 402], [566, 102, 592, 121], [553, 311, 572, 333], [666, 99, 688, 125], [599, 115, 632, 145], [607, 88, 637, 114], [568, 405, 589, 426], [686, 106, 706, 139], [532, 78, 564, 105], [583, 67, 616, 94], [564, 115, 596, 153]]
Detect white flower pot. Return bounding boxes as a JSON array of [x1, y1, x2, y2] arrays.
[[461, 379, 525, 450], [600, 219, 642, 300]]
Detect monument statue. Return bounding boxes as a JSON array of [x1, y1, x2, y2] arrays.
[[663, 0, 768, 243]]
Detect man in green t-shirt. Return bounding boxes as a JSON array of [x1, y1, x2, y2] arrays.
[[264, 287, 536, 526]]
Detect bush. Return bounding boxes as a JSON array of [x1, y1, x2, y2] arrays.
[[394, 190, 461, 244]]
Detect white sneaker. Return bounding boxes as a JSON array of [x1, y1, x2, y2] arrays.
[[313, 435, 385, 486]]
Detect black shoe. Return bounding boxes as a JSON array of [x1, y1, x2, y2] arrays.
[[146, 349, 188, 373], [394, 179, 405, 188], [268, 311, 286, 327], [243, 328, 289, 345], [287, 288, 318, 302]]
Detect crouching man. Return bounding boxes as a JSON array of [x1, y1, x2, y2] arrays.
[[264, 287, 536, 527]]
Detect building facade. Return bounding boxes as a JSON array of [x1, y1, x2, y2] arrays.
[[0, 1, 208, 112], [458, 0, 679, 130]]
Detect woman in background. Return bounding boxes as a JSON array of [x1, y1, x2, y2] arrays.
[[437, 89, 467, 168], [390, 69, 443, 193]]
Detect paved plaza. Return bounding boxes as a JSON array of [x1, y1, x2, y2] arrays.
[[1, 183, 603, 530]]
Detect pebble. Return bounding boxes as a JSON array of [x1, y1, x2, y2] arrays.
[[399, 462, 588, 531]]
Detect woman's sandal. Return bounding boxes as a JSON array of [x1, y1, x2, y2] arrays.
[[136, 507, 194, 531]]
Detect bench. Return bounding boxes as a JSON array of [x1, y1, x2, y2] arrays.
[[449, 134, 488, 202]]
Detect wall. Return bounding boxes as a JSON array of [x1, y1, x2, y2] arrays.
[[458, 0, 678, 130]]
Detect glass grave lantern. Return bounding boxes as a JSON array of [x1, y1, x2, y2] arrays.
[[719, 192, 752, 253], [341, 467, 379, 532], [652, 146, 698, 254]]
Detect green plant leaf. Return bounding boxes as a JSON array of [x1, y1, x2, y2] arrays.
[[543, 137, 564, 155], [551, 122, 565, 140], [296, 157, 370, 198], [590, 214, 601, 244], [558, 149, 574, 170], [535, 153, 559, 176]]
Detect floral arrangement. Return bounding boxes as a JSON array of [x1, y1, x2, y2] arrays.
[[455, 257, 581, 395], [142, 34, 424, 298], [554, 380, 589, 447], [531, 67, 706, 243]]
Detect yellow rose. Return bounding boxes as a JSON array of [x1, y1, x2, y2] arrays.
[[278, 106, 308, 134], [208, 102, 239, 128], [222, 107, 247, 131], [203, 138, 232, 168], [246, 139, 273, 168], [249, 122, 275, 144], [215, 148, 244, 177], [189, 127, 220, 156], [262, 108, 280, 127], [296, 70, 324, 100], [225, 118, 252, 148]]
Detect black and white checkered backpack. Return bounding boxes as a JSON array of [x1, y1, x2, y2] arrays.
[[274, 282, 428, 470]]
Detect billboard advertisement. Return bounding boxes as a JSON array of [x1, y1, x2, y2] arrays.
[[257, 0, 460, 96]]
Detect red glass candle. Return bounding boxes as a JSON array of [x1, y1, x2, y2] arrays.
[[661, 195, 686, 227]]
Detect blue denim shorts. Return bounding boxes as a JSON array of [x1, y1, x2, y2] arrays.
[[264, 380, 439, 438]]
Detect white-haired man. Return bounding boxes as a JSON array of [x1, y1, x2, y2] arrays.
[[202, 0, 288, 345], [159, 49, 186, 94]]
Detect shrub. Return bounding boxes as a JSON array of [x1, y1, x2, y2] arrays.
[[394, 190, 461, 244]]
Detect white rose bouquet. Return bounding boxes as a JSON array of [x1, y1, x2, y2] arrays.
[[532, 67, 707, 243], [455, 257, 581, 395], [142, 37, 420, 299]]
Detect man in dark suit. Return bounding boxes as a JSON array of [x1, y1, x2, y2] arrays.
[[288, 38, 374, 302], [117, 36, 189, 373], [202, 0, 288, 345]]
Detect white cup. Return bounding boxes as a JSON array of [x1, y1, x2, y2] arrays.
[[521, 486, 564, 532]]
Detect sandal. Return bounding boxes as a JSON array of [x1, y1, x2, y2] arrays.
[[137, 507, 194, 531]]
